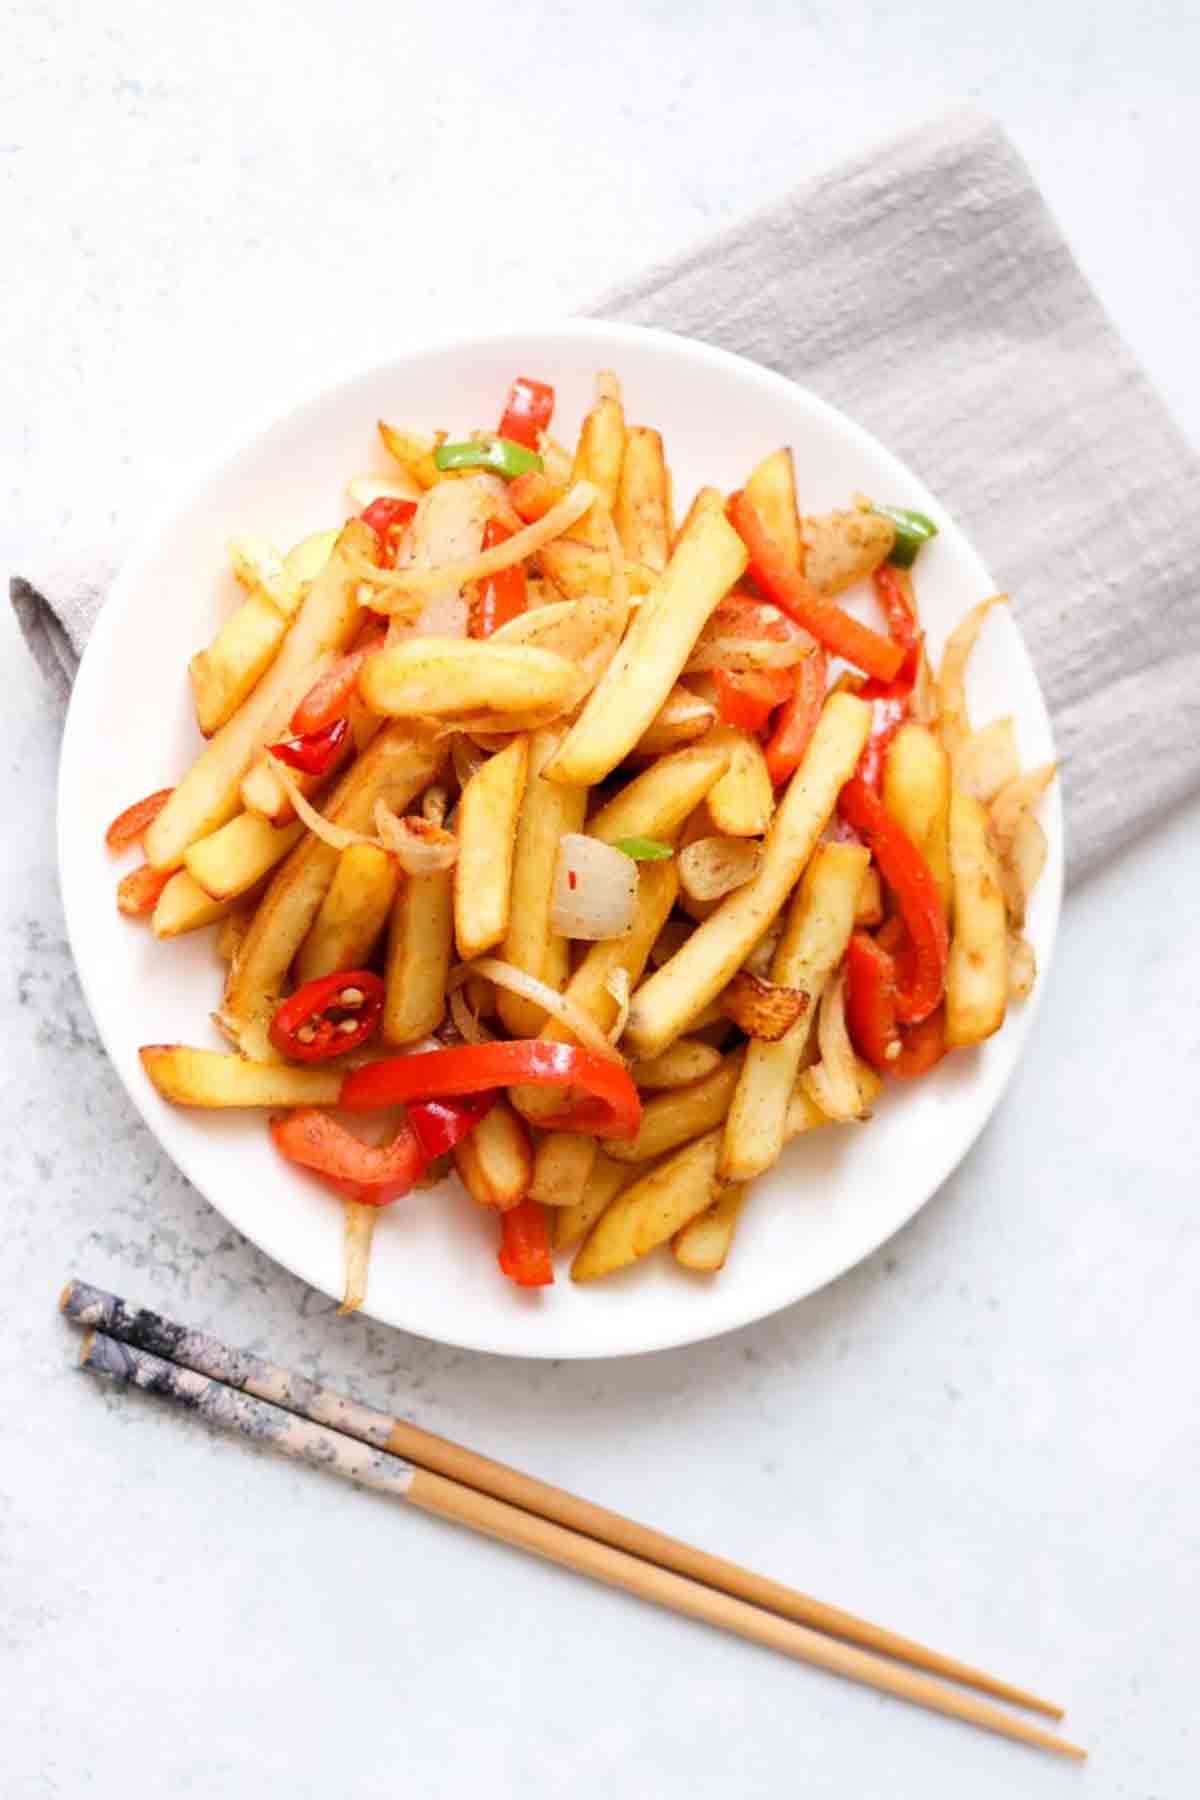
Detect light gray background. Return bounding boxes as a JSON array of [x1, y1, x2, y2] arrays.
[[4, 4, 1198, 1795]]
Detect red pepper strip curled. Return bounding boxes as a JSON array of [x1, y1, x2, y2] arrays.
[[873, 563, 920, 650], [711, 665, 793, 734], [340, 1041, 642, 1142], [508, 469, 562, 523], [271, 1108, 425, 1201], [290, 630, 386, 735], [763, 648, 828, 785], [891, 1006, 946, 1079], [856, 637, 921, 792], [498, 1199, 554, 1287], [498, 377, 555, 451], [360, 496, 417, 569], [117, 862, 171, 917], [106, 787, 174, 852], [727, 491, 904, 682], [838, 778, 948, 1025], [406, 1094, 497, 1163], [468, 520, 528, 637], [267, 714, 350, 778], [845, 930, 901, 1070], [270, 969, 385, 1063]]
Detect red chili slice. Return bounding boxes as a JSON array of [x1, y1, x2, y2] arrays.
[[269, 970, 385, 1063]]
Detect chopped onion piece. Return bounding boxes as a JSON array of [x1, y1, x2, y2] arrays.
[[678, 836, 763, 904], [953, 717, 1020, 804], [421, 785, 450, 828], [451, 959, 624, 1063], [1008, 933, 1037, 1000], [551, 834, 638, 941], [989, 764, 1057, 858], [800, 974, 866, 1122], [270, 758, 375, 852], [373, 802, 459, 875], [338, 1201, 377, 1316], [686, 636, 812, 674], [605, 968, 631, 1044], [936, 594, 1008, 758], [449, 984, 495, 1045]]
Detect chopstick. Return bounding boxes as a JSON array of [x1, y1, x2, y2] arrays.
[[71, 1322, 1084, 1762], [61, 1278, 1061, 1719]]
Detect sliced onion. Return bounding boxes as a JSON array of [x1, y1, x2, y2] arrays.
[[604, 968, 631, 1044], [551, 834, 638, 941], [989, 764, 1057, 858], [953, 717, 1020, 804], [686, 636, 813, 674], [678, 836, 763, 904], [1008, 932, 1037, 1000], [349, 482, 597, 609], [421, 784, 449, 828], [800, 974, 864, 1122], [449, 984, 495, 1045], [451, 959, 624, 1063], [374, 802, 459, 875], [936, 594, 1008, 758], [270, 759, 375, 852]]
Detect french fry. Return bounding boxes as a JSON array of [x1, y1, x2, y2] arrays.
[[882, 723, 952, 915], [139, 1045, 342, 1108], [360, 639, 578, 723], [498, 727, 587, 1038], [539, 540, 657, 603], [544, 505, 748, 787], [673, 1183, 748, 1273], [854, 864, 884, 927], [145, 521, 373, 871], [572, 1128, 723, 1282], [152, 870, 237, 940], [338, 1201, 377, 1316], [553, 1151, 630, 1252], [802, 509, 895, 594], [614, 425, 672, 571], [720, 843, 868, 1181], [625, 693, 872, 1060], [241, 708, 372, 826], [296, 843, 400, 983], [632, 684, 716, 758], [184, 812, 304, 902], [454, 1100, 532, 1210], [215, 907, 252, 964], [945, 788, 1008, 1047], [219, 722, 444, 1059], [529, 1132, 597, 1209], [509, 861, 678, 1123], [586, 742, 732, 846], [189, 590, 291, 736], [607, 1051, 744, 1165], [744, 449, 802, 570], [672, 485, 724, 548], [630, 1039, 723, 1089], [571, 383, 625, 540], [378, 421, 442, 489], [783, 1061, 882, 1137], [454, 736, 528, 961], [705, 726, 774, 838], [383, 869, 453, 1044]]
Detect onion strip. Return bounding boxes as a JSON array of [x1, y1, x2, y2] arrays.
[[450, 959, 624, 1063], [604, 968, 631, 1044], [800, 973, 865, 1122], [270, 758, 375, 852]]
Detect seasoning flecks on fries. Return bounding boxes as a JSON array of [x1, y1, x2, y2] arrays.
[[107, 367, 1054, 1306]]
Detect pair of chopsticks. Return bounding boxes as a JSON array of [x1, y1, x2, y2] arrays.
[[61, 1278, 1084, 1760]]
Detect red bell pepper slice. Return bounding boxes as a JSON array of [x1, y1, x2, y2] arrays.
[[340, 1040, 642, 1141], [508, 469, 562, 523], [727, 492, 904, 682], [498, 377, 555, 451], [290, 630, 386, 735], [106, 787, 174, 852], [271, 1108, 425, 1201], [764, 648, 828, 785], [856, 637, 922, 792], [267, 714, 350, 778], [406, 1094, 497, 1163], [359, 496, 417, 569], [498, 1199, 554, 1287], [891, 1006, 946, 1079], [838, 777, 948, 1024], [116, 862, 171, 917], [873, 563, 920, 650], [711, 665, 793, 734], [468, 520, 527, 637], [845, 930, 900, 1069], [270, 970, 385, 1063]]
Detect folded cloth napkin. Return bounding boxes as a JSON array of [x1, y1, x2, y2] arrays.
[[14, 111, 1200, 881]]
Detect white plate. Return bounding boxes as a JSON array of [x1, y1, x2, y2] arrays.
[[58, 321, 1062, 1360]]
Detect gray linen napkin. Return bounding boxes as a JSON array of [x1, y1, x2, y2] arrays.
[[14, 111, 1200, 881]]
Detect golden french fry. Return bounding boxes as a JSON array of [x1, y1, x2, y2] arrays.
[[338, 1200, 377, 1317], [378, 421, 441, 489], [530, 1132, 597, 1209], [296, 843, 400, 983], [275, 529, 341, 614], [544, 506, 748, 787], [673, 1183, 748, 1272], [705, 726, 774, 837], [184, 812, 304, 902], [720, 842, 868, 1181], [498, 728, 587, 1038], [572, 1129, 723, 1282], [571, 385, 625, 540], [946, 788, 1008, 1047], [614, 425, 672, 571], [586, 742, 732, 846], [802, 509, 894, 594], [953, 717, 1020, 804], [152, 870, 237, 940], [360, 639, 578, 723], [607, 1051, 744, 1165], [383, 869, 452, 1044], [509, 861, 678, 1123], [625, 693, 872, 1060], [215, 907, 252, 964], [632, 685, 716, 758], [189, 591, 290, 737], [553, 1151, 630, 1252], [220, 722, 444, 1059], [672, 485, 724, 549], [139, 1045, 341, 1108], [883, 722, 952, 914], [854, 864, 884, 927], [744, 449, 802, 570], [454, 736, 528, 960], [146, 521, 373, 871], [630, 1039, 723, 1090], [539, 539, 658, 603], [454, 1100, 532, 1210]]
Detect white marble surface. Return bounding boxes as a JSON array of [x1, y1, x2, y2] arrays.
[[4, 3, 1199, 1794]]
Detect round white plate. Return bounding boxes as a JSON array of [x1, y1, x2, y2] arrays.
[[58, 321, 1061, 1360]]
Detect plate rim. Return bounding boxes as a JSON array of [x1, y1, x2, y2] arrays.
[[57, 318, 1063, 1359]]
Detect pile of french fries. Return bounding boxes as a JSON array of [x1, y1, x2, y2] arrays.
[[111, 370, 1055, 1309]]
